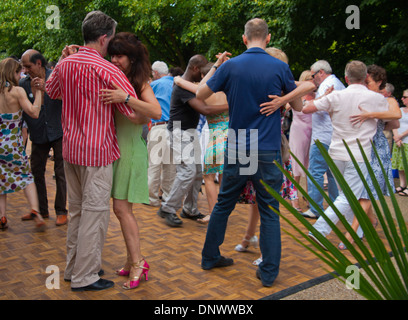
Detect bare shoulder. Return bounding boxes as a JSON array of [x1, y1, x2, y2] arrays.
[[0, 86, 22, 113], [16, 86, 27, 95], [7, 86, 25, 98]]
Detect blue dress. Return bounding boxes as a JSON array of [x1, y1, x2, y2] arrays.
[[361, 120, 395, 199]]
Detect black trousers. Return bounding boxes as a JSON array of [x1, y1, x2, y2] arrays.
[[30, 138, 67, 217]]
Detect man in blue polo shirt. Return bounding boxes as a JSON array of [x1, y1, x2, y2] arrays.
[[197, 18, 303, 287]]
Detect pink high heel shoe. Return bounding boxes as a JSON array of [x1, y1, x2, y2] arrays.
[[115, 267, 130, 277], [122, 259, 149, 290]]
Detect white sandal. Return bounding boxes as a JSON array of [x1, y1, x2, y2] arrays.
[[234, 235, 259, 252], [252, 257, 263, 266]]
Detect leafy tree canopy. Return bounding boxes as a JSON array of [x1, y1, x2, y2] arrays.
[[0, 0, 406, 95]]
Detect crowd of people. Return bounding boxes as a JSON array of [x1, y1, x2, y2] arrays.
[[1, 11, 407, 292]]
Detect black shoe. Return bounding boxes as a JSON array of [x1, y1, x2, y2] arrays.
[[256, 269, 274, 287], [158, 207, 183, 227], [157, 207, 168, 218], [165, 213, 183, 227], [71, 278, 114, 292], [202, 256, 234, 270], [180, 209, 206, 221], [64, 269, 105, 282]]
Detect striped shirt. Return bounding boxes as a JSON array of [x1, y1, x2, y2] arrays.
[[46, 46, 136, 167]]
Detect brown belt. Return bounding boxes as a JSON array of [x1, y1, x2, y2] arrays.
[[151, 121, 168, 127]]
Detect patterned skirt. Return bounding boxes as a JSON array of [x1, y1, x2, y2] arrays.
[[392, 142, 408, 171], [0, 111, 34, 195], [203, 112, 229, 175]]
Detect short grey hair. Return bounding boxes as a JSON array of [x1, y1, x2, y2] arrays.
[[152, 61, 169, 75], [310, 60, 332, 74], [345, 60, 367, 84], [385, 83, 395, 95], [82, 11, 117, 44]]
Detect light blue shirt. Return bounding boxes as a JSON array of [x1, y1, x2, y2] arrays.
[[150, 75, 173, 123], [311, 74, 345, 146]]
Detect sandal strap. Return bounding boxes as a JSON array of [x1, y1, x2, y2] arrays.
[[399, 189, 408, 196], [30, 210, 39, 218], [130, 258, 148, 270], [242, 237, 251, 243]]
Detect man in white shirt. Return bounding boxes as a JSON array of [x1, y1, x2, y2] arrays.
[[302, 60, 345, 219], [302, 60, 389, 242]]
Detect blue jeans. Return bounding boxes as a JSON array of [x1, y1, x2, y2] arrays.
[[307, 143, 339, 215], [201, 149, 283, 286]]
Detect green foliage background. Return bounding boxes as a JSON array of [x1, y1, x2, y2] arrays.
[[0, 0, 407, 95]]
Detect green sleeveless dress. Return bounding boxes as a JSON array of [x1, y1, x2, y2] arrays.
[[111, 110, 149, 203]]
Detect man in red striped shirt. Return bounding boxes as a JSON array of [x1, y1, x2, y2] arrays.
[[46, 11, 137, 292]]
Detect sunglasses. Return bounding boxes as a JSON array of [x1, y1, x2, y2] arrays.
[[311, 70, 320, 79]]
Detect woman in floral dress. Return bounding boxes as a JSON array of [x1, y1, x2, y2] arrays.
[[0, 58, 44, 230]]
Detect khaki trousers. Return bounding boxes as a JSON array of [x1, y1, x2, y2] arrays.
[[63, 161, 112, 288], [147, 124, 176, 206]]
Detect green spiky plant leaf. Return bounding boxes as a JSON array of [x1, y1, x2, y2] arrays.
[[262, 139, 408, 300]]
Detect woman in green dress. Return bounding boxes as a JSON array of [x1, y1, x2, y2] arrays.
[[100, 33, 161, 290]]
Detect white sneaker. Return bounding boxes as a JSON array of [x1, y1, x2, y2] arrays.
[[301, 209, 319, 219], [308, 232, 328, 250]]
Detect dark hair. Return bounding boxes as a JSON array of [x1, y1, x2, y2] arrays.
[[108, 32, 151, 97], [367, 64, 387, 90], [187, 55, 208, 70], [169, 67, 184, 77], [82, 11, 117, 44], [29, 53, 46, 68]]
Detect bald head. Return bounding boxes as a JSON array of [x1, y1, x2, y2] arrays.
[[186, 54, 208, 82], [188, 55, 208, 70], [21, 49, 46, 78], [21, 49, 40, 60]]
